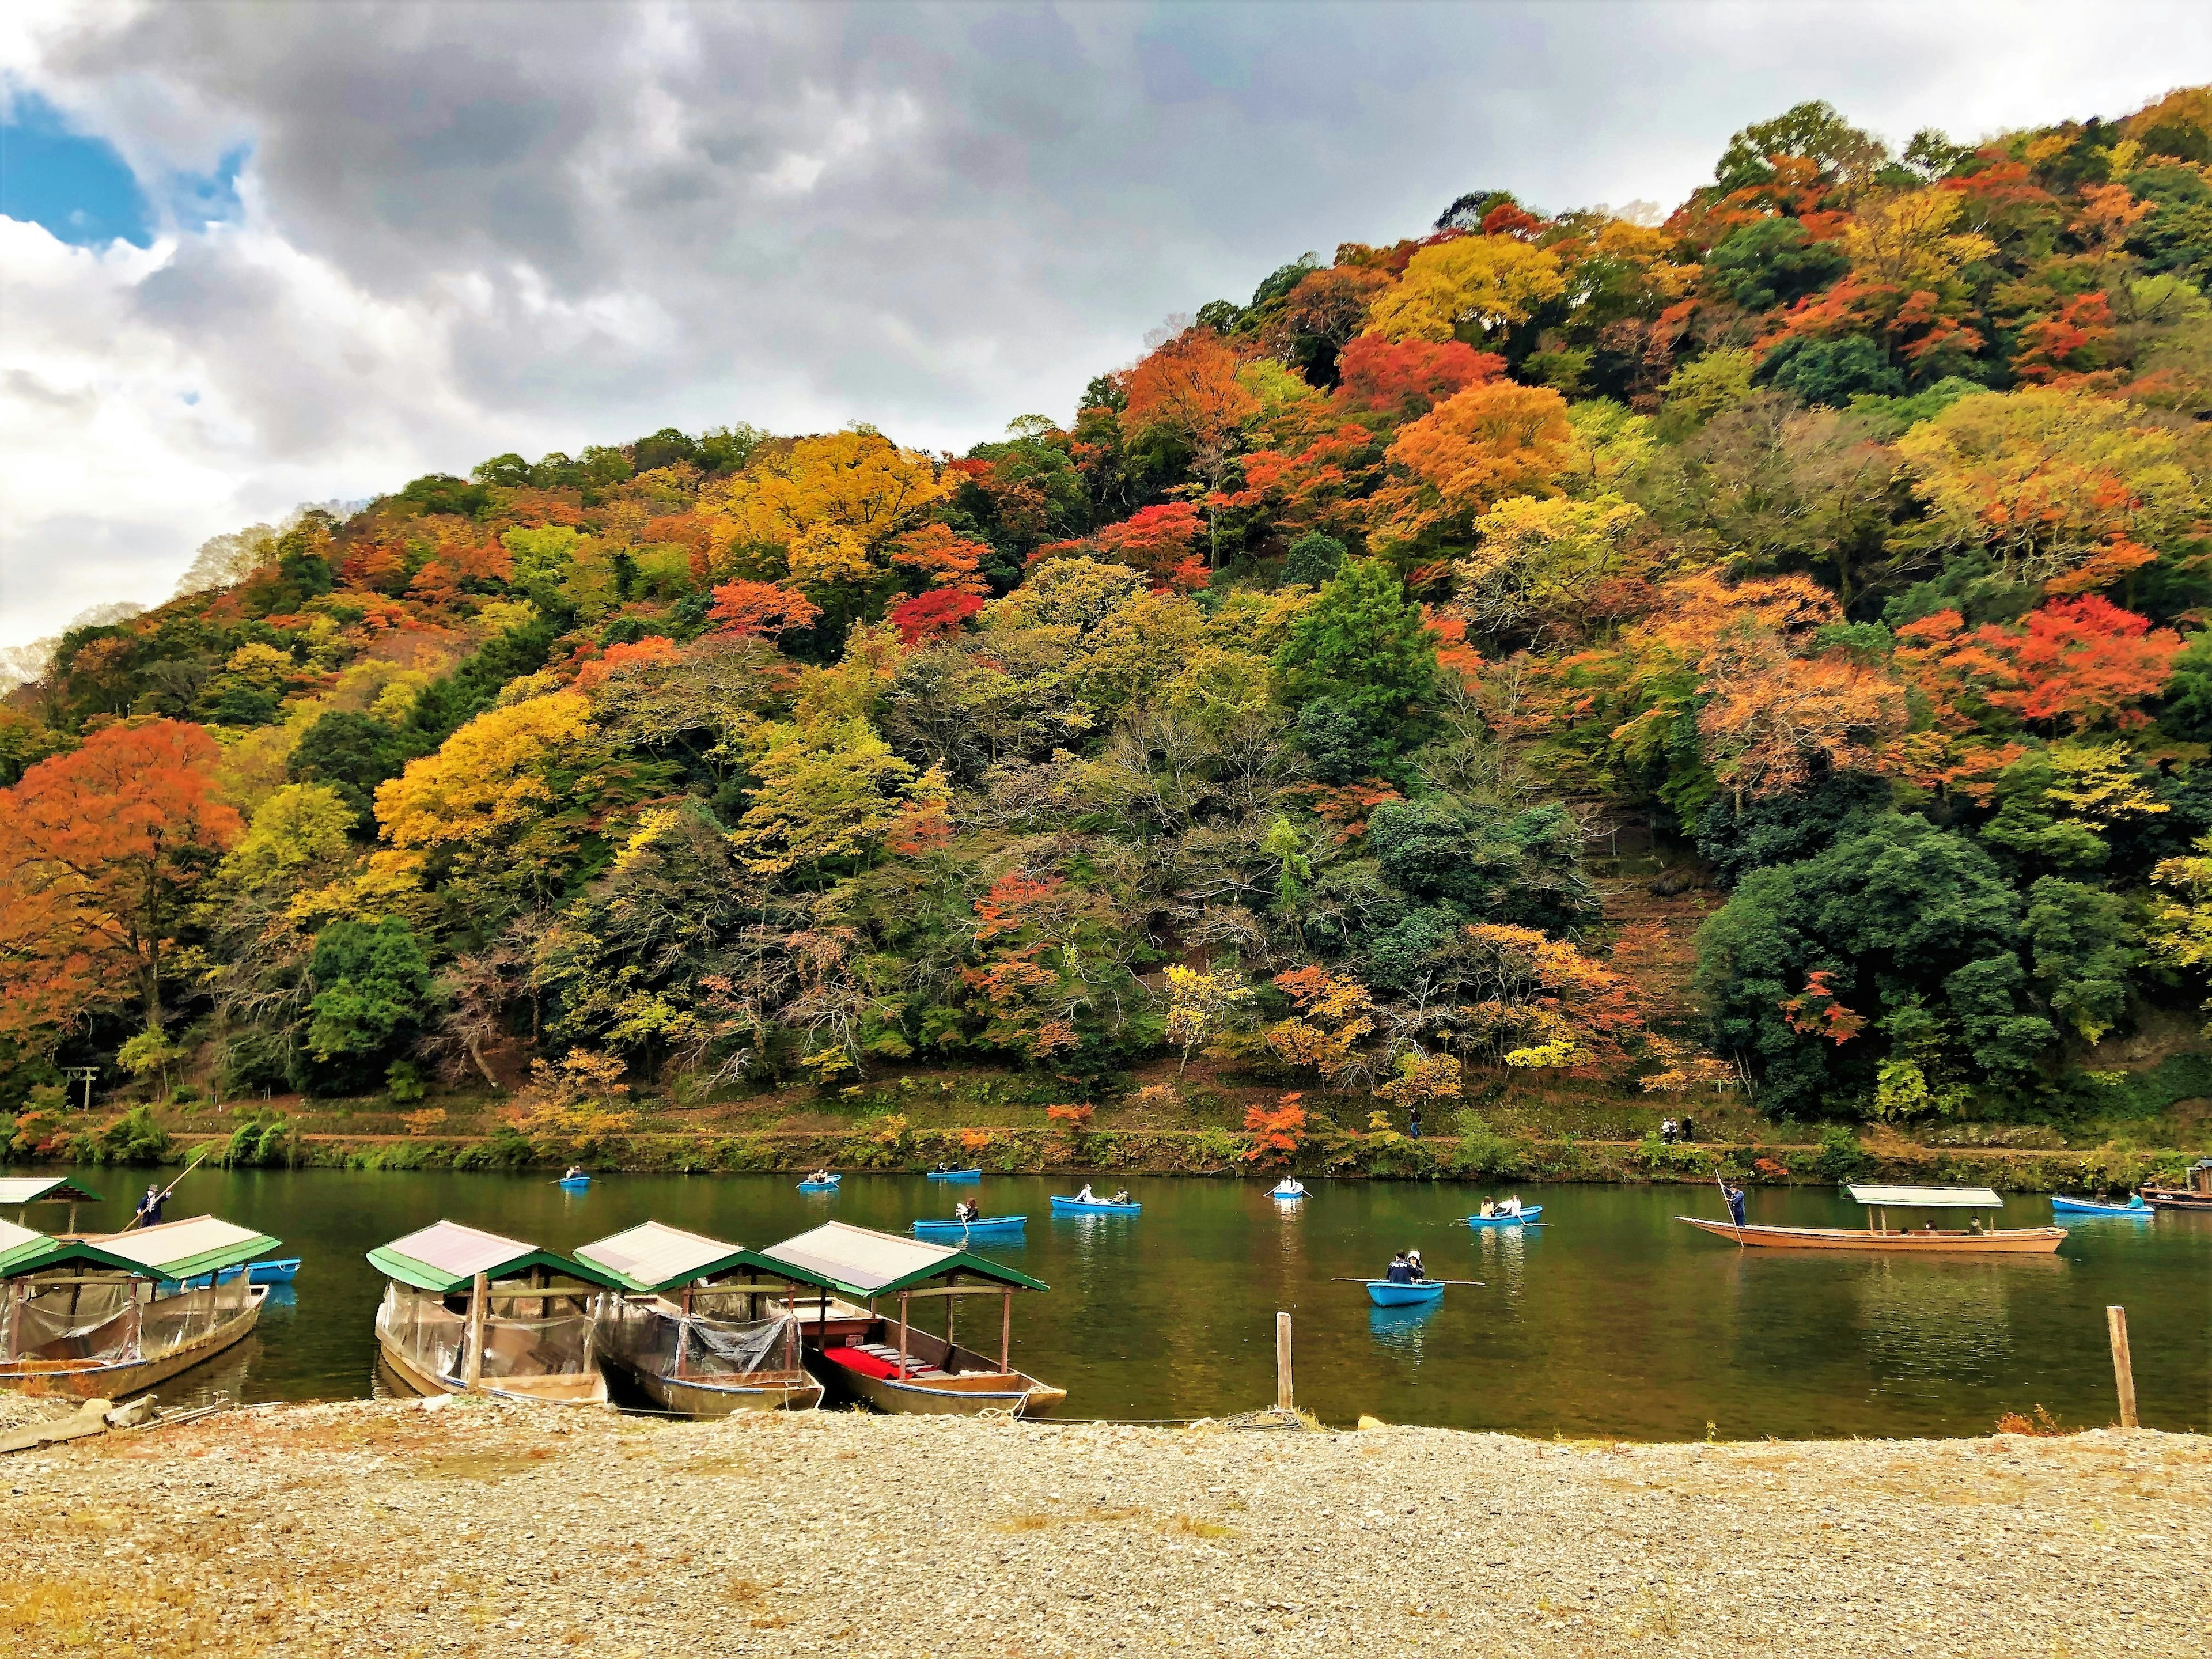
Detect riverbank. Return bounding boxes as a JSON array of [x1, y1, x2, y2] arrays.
[[3, 1400, 2204, 1657]]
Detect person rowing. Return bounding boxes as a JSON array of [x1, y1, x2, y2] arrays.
[[1384, 1250, 1414, 1284], [953, 1199, 979, 1224], [1073, 1183, 1099, 1203], [808, 1167, 834, 1185], [1479, 1198, 1495, 1218], [563, 1165, 585, 1181], [1501, 1195, 1522, 1217], [1276, 1177, 1308, 1196], [1111, 1189, 1131, 1205]]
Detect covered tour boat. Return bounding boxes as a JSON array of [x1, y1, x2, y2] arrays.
[[1, 1214, 280, 1399], [573, 1220, 825, 1414], [2141, 1159, 2212, 1210], [754, 1221, 1063, 1417], [368, 1221, 626, 1406], [0, 1176, 103, 1233], [1677, 1185, 2065, 1252]]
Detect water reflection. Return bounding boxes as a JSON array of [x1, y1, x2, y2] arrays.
[[1368, 1296, 1443, 1357], [1852, 1257, 2052, 1387]]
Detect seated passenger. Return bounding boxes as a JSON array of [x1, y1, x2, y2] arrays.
[[1407, 1250, 1426, 1282], [1384, 1251, 1414, 1284], [1074, 1184, 1098, 1203], [1111, 1190, 1131, 1205]]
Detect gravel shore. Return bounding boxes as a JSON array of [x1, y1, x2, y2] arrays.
[[3, 1399, 2205, 1657]]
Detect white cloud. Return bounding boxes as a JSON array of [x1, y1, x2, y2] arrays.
[[4, 1, 2210, 647]]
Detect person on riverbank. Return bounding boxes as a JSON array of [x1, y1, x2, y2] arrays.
[[1679, 1116, 1696, 1143], [1408, 1107, 1422, 1139], [1385, 1251, 1414, 1283], [1660, 1118, 1677, 1144]]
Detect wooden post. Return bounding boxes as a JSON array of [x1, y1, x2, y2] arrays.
[[2107, 1305, 2138, 1429], [464, 1272, 487, 1390], [1000, 1289, 1012, 1374], [897, 1291, 910, 1377], [1275, 1310, 1294, 1411], [676, 1285, 694, 1382]]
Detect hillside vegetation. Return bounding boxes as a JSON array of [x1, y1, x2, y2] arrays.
[[9, 89, 2212, 1166]]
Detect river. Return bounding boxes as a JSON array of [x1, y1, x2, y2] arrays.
[[22, 1168, 2209, 1438]]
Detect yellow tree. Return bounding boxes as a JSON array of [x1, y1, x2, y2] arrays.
[[704, 431, 948, 592], [728, 719, 939, 882], [1365, 236, 1566, 343], [1162, 963, 1255, 1073]]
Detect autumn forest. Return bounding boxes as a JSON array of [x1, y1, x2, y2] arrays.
[[10, 89, 2212, 1169]]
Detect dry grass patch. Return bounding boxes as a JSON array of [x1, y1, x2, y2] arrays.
[[408, 1445, 560, 1482]]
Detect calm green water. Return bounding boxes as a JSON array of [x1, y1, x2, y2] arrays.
[[23, 1169, 2209, 1438]]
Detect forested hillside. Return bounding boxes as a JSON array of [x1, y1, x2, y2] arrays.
[[9, 89, 2212, 1154]]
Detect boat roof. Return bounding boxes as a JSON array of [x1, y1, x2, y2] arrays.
[[0, 1176, 104, 1206], [573, 1220, 805, 1294], [0, 1218, 52, 1274], [366, 1219, 623, 1294], [1846, 1184, 2004, 1210], [755, 1221, 1047, 1299], [0, 1219, 147, 1280], [80, 1214, 282, 1279]]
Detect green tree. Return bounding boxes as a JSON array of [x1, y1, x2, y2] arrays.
[[1272, 561, 1438, 734], [288, 710, 414, 825], [302, 917, 432, 1091]]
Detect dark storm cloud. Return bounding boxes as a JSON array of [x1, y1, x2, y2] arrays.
[[6, 1, 2210, 649]]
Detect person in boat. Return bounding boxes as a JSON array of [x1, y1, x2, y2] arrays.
[[1479, 1199, 1496, 1218], [1278, 1177, 1307, 1196], [564, 1165, 585, 1181], [1111, 1189, 1131, 1205], [1385, 1251, 1414, 1284], [808, 1168, 833, 1185], [1923, 1218, 1939, 1233], [1722, 1184, 1747, 1229], [1502, 1195, 1522, 1217], [1406, 1249, 1426, 1282], [135, 1183, 165, 1228], [1073, 1183, 1099, 1203], [954, 1199, 979, 1224]]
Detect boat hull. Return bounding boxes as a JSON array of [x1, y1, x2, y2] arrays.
[[373, 1315, 609, 1406], [816, 1350, 1063, 1418], [0, 1287, 267, 1400], [1467, 1206, 1542, 1227], [796, 1181, 840, 1194], [911, 1217, 1025, 1239], [1366, 1281, 1445, 1307], [2051, 1196, 2150, 1217], [558, 1177, 592, 1191], [924, 1169, 982, 1182], [1049, 1197, 1140, 1215], [1677, 1216, 2066, 1253], [2140, 1187, 2212, 1210]]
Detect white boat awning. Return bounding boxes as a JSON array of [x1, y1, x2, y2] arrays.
[[1846, 1184, 2003, 1209]]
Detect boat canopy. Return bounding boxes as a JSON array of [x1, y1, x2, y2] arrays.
[[0, 1176, 104, 1206], [756, 1220, 1047, 1299], [0, 1219, 53, 1275], [1846, 1184, 2003, 1210], [84, 1214, 283, 1281], [367, 1219, 624, 1295], [573, 1220, 805, 1294]]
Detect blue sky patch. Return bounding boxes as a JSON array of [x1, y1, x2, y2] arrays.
[[2, 90, 248, 247]]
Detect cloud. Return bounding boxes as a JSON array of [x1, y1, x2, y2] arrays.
[[3, 0, 2209, 647]]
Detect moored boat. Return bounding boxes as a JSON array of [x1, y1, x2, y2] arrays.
[[755, 1221, 1063, 1417], [1468, 1205, 1542, 1228], [2051, 1194, 2151, 1217], [574, 1220, 825, 1414], [2141, 1159, 2212, 1210], [1050, 1194, 1139, 1215], [910, 1215, 1026, 1239], [1, 1214, 279, 1400], [368, 1221, 624, 1405], [1679, 1185, 2065, 1253], [1365, 1279, 1445, 1307]]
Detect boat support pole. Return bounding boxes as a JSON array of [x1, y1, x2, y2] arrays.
[[897, 1292, 910, 1377], [2108, 1306, 2139, 1429], [464, 1272, 487, 1391], [1000, 1289, 1011, 1373]]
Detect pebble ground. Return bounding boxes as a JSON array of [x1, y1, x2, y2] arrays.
[[3, 1399, 2205, 1657]]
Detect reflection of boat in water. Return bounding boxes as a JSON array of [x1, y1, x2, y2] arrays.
[[1368, 1297, 1442, 1355], [755, 1221, 1064, 1417], [1680, 1185, 2065, 1253], [1, 1215, 279, 1400]]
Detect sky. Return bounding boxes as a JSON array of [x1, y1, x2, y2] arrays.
[[3, 1, 2209, 653]]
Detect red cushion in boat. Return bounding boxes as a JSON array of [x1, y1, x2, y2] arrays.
[[825, 1345, 908, 1379]]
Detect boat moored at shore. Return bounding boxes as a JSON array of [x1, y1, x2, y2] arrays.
[[2141, 1159, 2212, 1210]]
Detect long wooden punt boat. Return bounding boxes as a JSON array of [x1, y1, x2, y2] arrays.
[[755, 1221, 1064, 1418], [368, 1221, 626, 1406], [573, 1220, 825, 1415], [1679, 1184, 2066, 1253], [1, 1214, 279, 1399], [2141, 1159, 2212, 1210]]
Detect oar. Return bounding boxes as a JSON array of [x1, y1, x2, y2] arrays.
[[132, 1145, 211, 1228], [1332, 1277, 1485, 1286]]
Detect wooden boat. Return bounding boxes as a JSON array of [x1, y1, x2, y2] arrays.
[[2051, 1195, 2150, 1217], [1366, 1279, 1445, 1307], [756, 1220, 1063, 1418], [558, 1175, 592, 1192], [797, 1176, 842, 1194], [911, 1215, 1026, 1238], [1268, 1181, 1309, 1200], [574, 1221, 825, 1415], [0, 1214, 279, 1400], [924, 1167, 983, 1182], [1468, 1206, 1543, 1227], [1050, 1194, 1139, 1215], [368, 1221, 625, 1406], [1678, 1184, 2065, 1253], [2141, 1160, 2212, 1210]]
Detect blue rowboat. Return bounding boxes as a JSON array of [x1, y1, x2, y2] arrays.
[[1269, 1183, 1309, 1200], [247, 1257, 301, 1285], [1365, 1279, 1445, 1308], [912, 1215, 1027, 1238], [558, 1176, 592, 1191], [925, 1167, 983, 1182], [797, 1177, 842, 1194], [1050, 1195, 1140, 1215], [2051, 1194, 2151, 1216], [1467, 1206, 1543, 1228]]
